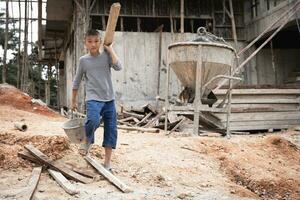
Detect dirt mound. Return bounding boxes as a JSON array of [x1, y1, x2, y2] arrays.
[[0, 84, 59, 117], [0, 132, 70, 170], [195, 135, 300, 199]]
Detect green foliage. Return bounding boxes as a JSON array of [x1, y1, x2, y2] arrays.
[[0, 12, 19, 51]]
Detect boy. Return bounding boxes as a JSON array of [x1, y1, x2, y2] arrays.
[[71, 29, 122, 171]]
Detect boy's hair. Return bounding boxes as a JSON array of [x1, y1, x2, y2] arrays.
[[85, 29, 101, 39]]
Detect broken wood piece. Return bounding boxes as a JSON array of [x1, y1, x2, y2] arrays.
[[103, 3, 121, 45], [85, 155, 132, 193], [23, 166, 42, 200], [136, 112, 152, 126], [143, 111, 165, 128], [19, 150, 95, 179], [25, 145, 91, 184], [122, 111, 144, 120], [132, 117, 140, 123], [168, 113, 180, 124], [168, 118, 186, 135], [18, 150, 44, 166], [118, 116, 134, 123], [117, 125, 159, 133], [48, 169, 79, 195]]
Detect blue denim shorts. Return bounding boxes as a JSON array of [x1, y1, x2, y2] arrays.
[[85, 100, 118, 149]]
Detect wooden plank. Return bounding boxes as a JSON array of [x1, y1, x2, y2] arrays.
[[216, 111, 300, 122], [222, 119, 300, 127], [170, 105, 227, 112], [118, 116, 134, 123], [123, 111, 144, 120], [168, 118, 186, 135], [24, 167, 42, 200], [216, 98, 300, 104], [19, 150, 95, 179], [136, 112, 152, 126], [117, 125, 159, 133], [85, 155, 132, 193], [144, 111, 165, 128], [18, 150, 44, 166], [103, 3, 121, 45], [223, 104, 300, 112], [25, 145, 91, 184], [215, 89, 300, 95], [229, 124, 297, 131], [48, 169, 79, 195]]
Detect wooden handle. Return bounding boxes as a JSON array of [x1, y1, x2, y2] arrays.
[[103, 3, 121, 46]]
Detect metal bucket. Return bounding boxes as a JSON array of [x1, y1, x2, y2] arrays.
[[62, 118, 86, 143]]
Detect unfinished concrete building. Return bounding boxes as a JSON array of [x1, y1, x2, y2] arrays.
[[41, 0, 300, 132]]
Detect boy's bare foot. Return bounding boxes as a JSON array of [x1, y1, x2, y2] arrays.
[[103, 164, 115, 174]]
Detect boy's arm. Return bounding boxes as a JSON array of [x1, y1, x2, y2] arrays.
[[71, 89, 78, 110], [71, 59, 84, 110], [104, 44, 122, 71]]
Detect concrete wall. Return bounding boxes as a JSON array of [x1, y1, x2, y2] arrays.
[[256, 48, 300, 85]]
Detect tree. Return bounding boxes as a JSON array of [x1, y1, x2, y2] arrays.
[[0, 10, 19, 85]]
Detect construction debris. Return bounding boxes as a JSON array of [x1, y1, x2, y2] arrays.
[[24, 144, 91, 184], [14, 122, 28, 132], [117, 104, 188, 133]]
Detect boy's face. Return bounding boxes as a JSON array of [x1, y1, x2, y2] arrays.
[[85, 35, 101, 54]]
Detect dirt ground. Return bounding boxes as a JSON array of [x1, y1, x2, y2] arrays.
[[0, 85, 300, 200]]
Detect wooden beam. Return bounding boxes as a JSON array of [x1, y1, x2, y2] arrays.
[[228, 0, 238, 48], [180, 0, 184, 33], [24, 145, 91, 184], [19, 150, 95, 179], [85, 155, 132, 193], [136, 112, 152, 126], [48, 169, 79, 195], [102, 15, 106, 31], [144, 112, 165, 128], [23, 167, 42, 200], [103, 3, 121, 45], [117, 125, 159, 133], [38, 0, 42, 60], [168, 118, 186, 135]]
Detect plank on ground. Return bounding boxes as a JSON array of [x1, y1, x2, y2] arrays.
[[25, 145, 91, 184], [48, 169, 79, 195], [19, 149, 95, 179], [85, 155, 132, 193]]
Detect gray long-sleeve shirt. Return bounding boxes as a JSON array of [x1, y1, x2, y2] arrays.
[[72, 51, 122, 102]]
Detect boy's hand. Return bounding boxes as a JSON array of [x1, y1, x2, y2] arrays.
[[103, 44, 113, 54], [71, 101, 77, 111]]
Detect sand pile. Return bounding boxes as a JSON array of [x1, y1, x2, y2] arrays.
[[0, 84, 59, 117], [0, 132, 70, 170]]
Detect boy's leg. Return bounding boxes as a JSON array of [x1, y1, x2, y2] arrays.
[[101, 100, 118, 169], [84, 100, 104, 154], [104, 147, 112, 169]]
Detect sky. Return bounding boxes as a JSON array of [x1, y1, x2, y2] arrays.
[[0, 0, 47, 60]]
